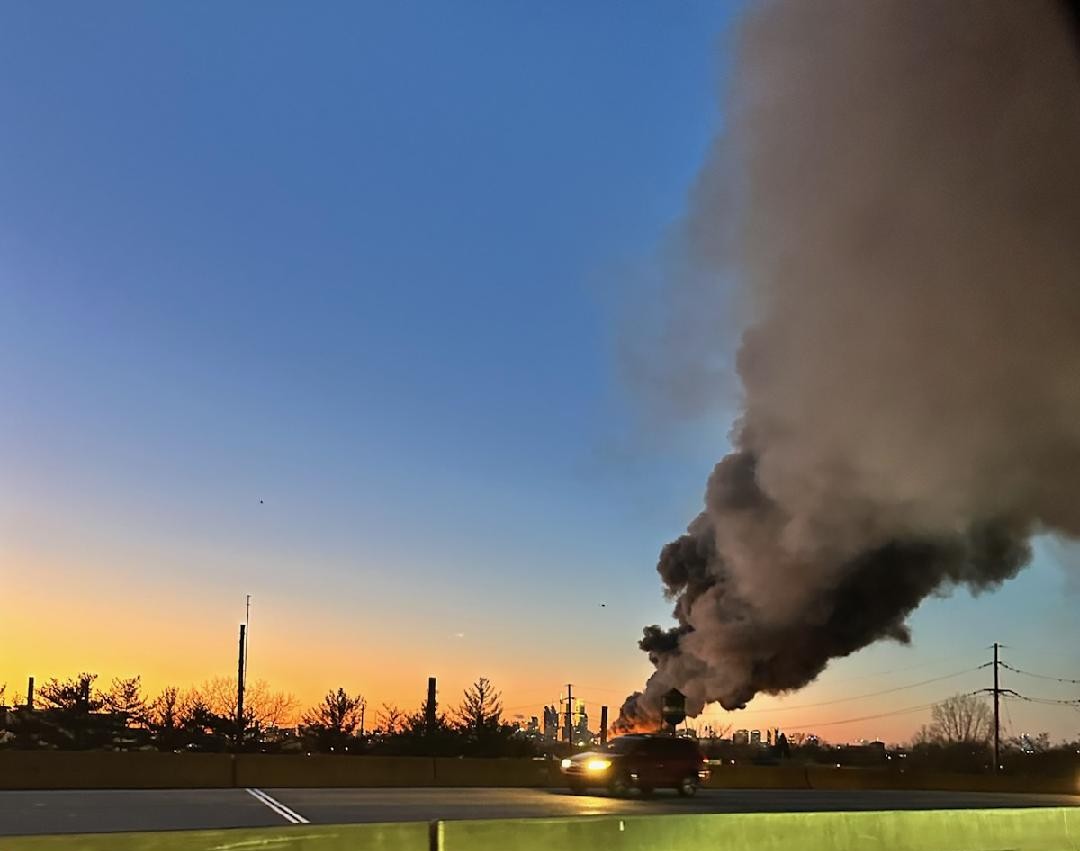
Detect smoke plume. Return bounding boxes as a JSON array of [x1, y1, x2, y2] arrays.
[[619, 1, 1080, 730]]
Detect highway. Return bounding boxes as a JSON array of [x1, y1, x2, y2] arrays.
[[2, 787, 1078, 836]]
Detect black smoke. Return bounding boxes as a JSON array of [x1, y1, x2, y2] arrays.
[[618, 0, 1080, 730]]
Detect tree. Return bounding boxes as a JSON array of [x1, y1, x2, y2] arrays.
[[176, 690, 232, 752], [248, 682, 299, 729], [190, 677, 298, 734], [376, 703, 404, 735], [148, 687, 185, 750], [455, 677, 503, 733], [452, 677, 532, 757], [926, 694, 993, 744], [302, 688, 365, 752], [773, 731, 791, 759], [101, 677, 148, 726], [150, 687, 181, 731], [38, 673, 103, 713], [33, 673, 129, 749]]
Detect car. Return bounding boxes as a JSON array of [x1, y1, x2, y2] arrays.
[[560, 734, 710, 797]]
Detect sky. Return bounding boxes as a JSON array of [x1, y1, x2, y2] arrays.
[[1, 1, 1077, 745]]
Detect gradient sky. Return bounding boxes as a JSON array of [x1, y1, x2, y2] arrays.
[[2, 1, 1077, 745]]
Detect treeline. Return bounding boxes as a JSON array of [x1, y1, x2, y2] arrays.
[[702, 734, 1080, 777], [0, 674, 536, 758], [698, 695, 1079, 777]]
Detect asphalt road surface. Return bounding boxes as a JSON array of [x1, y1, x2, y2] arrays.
[[2, 787, 1078, 836]]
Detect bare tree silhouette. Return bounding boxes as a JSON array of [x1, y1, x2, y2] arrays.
[[917, 694, 993, 744]]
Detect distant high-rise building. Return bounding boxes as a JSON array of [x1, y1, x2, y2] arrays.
[[560, 697, 586, 741], [750, 730, 762, 746], [733, 729, 749, 745], [542, 705, 559, 742], [574, 707, 590, 745]]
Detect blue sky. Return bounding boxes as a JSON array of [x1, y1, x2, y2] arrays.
[[2, 1, 1076, 741]]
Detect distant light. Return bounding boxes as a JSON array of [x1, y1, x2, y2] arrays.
[[561, 758, 572, 769]]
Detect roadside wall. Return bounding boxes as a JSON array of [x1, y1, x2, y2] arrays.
[[237, 755, 435, 788], [0, 751, 1075, 795], [0, 752, 233, 790]]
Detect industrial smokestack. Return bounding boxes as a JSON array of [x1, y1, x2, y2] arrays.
[[620, 0, 1080, 730], [236, 624, 246, 746], [426, 677, 437, 733]]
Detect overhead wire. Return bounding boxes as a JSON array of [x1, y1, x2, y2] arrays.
[[700, 667, 983, 716], [998, 662, 1080, 685], [779, 699, 946, 732]]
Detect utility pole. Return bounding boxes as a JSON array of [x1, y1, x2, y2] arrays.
[[26, 676, 34, 711], [564, 684, 573, 745], [993, 641, 1000, 774], [599, 705, 608, 746], [236, 624, 247, 749], [977, 642, 1017, 773]]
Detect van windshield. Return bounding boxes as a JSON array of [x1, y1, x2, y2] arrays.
[[605, 738, 645, 754]]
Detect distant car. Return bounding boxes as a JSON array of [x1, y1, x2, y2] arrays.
[[560, 734, 709, 797]]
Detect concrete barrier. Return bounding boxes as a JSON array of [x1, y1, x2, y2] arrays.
[[705, 764, 811, 790], [0, 822, 430, 851], [805, 766, 1080, 796], [236, 754, 436, 788], [433, 757, 551, 787], [438, 808, 1080, 851], [805, 766, 905, 791], [0, 752, 233, 790], [0, 752, 1075, 795]]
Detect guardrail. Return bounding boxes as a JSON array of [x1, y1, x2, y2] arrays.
[[0, 752, 1075, 795], [2, 808, 1077, 851]]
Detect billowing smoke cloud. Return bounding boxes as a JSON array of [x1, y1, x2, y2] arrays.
[[619, 1, 1080, 730]]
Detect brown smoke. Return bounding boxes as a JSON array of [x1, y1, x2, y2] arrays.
[[619, 1, 1080, 730]]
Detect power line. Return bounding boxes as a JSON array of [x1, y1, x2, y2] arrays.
[[779, 699, 945, 732], [1001, 695, 1080, 717], [701, 667, 981, 716], [823, 657, 981, 685], [1005, 693, 1080, 707], [999, 663, 1080, 686]]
